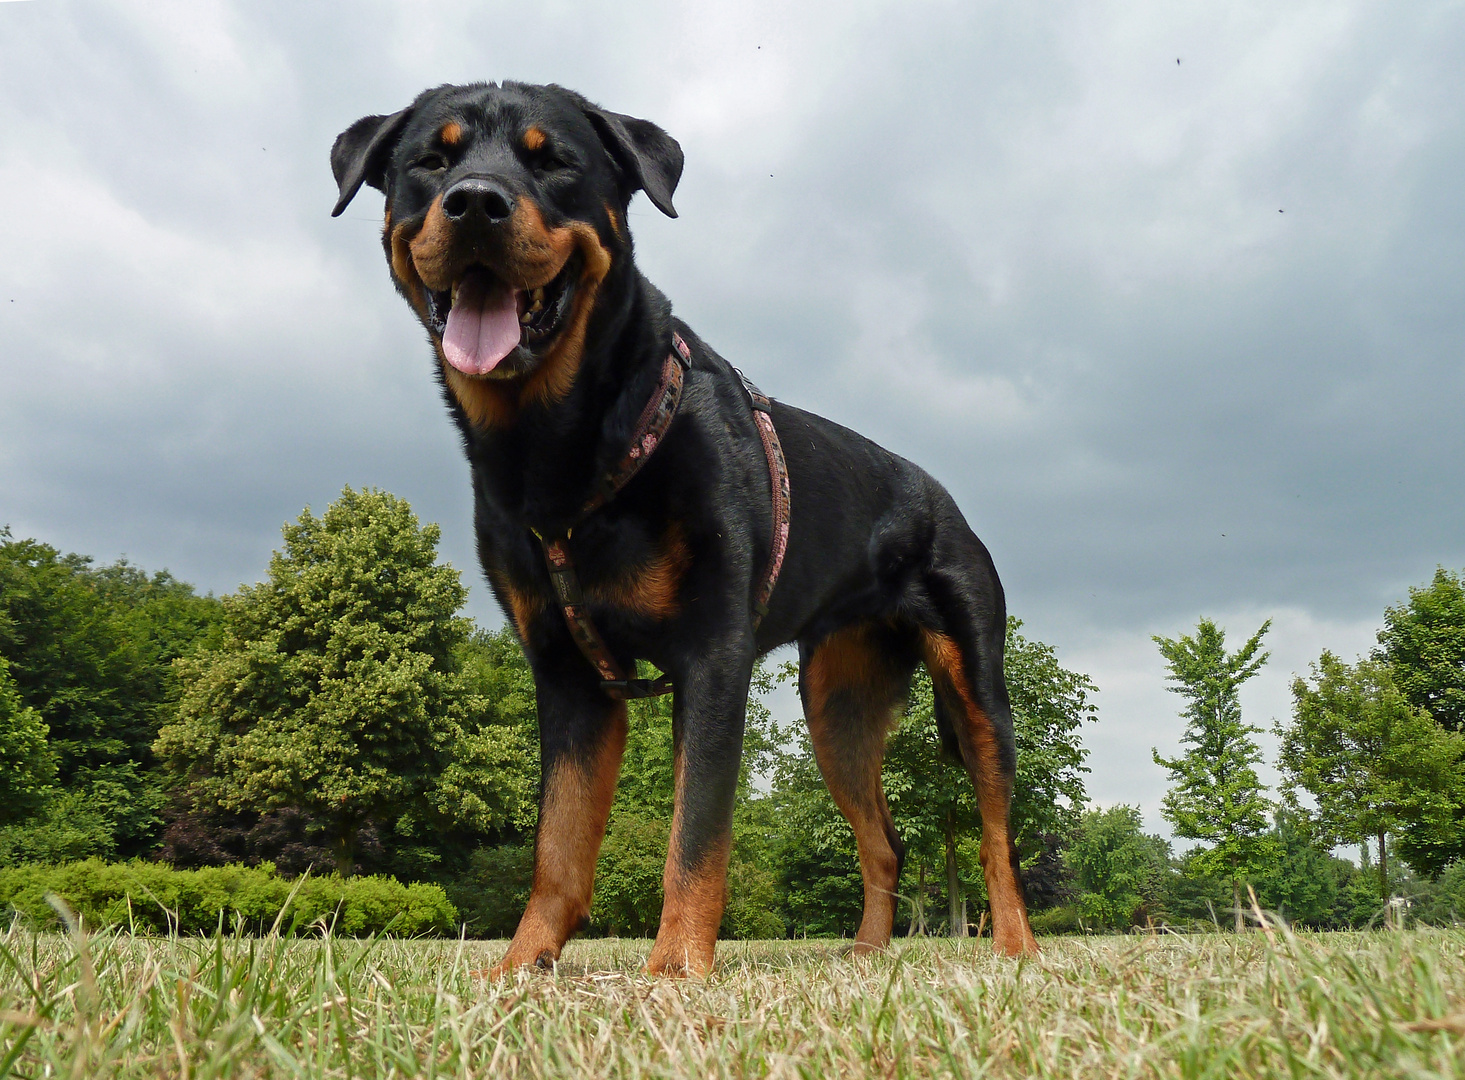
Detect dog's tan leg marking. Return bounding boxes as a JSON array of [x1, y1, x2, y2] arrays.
[[644, 811, 729, 978], [492, 705, 627, 976]]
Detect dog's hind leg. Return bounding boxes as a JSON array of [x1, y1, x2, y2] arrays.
[[799, 622, 919, 953], [920, 621, 1039, 956]]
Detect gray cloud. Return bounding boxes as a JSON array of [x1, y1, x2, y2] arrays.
[[2, 0, 1462, 829]]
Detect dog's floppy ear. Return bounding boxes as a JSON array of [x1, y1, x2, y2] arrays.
[[330, 107, 413, 217], [581, 105, 683, 219]]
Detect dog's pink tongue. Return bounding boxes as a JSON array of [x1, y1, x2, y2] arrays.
[[442, 273, 521, 375]]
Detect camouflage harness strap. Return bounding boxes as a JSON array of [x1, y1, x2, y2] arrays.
[[534, 332, 790, 700]]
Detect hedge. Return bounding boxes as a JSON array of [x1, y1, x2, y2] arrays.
[[0, 859, 457, 936]]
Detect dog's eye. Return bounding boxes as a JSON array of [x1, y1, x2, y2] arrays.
[[537, 154, 570, 174], [414, 154, 448, 172]]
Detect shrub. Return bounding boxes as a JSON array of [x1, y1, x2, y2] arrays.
[[0, 792, 115, 865], [1028, 905, 1084, 935], [591, 813, 669, 937], [722, 856, 785, 940], [445, 842, 534, 938], [0, 859, 457, 936]]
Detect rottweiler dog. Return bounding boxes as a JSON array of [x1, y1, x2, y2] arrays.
[[331, 81, 1038, 976]]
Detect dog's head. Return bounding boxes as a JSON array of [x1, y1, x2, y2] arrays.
[[331, 82, 681, 415]]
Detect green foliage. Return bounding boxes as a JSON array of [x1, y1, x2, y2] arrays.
[[78, 762, 168, 851], [722, 855, 785, 940], [1064, 805, 1170, 929], [769, 728, 864, 937], [1027, 905, 1083, 934], [1402, 859, 1465, 926], [0, 655, 56, 822], [0, 529, 223, 858], [1152, 618, 1278, 927], [883, 667, 980, 931], [1005, 622, 1096, 847], [445, 841, 534, 938], [885, 619, 1094, 864], [1156, 852, 1232, 928], [0, 790, 116, 865], [155, 488, 527, 876], [449, 626, 539, 835], [1251, 810, 1344, 927], [1377, 567, 1465, 732], [1279, 653, 1465, 889], [580, 660, 788, 939], [0, 531, 223, 778], [592, 812, 671, 937], [0, 858, 457, 935], [576, 676, 678, 937]]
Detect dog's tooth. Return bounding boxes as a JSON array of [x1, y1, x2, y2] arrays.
[[531, 287, 544, 304], [519, 310, 533, 325]]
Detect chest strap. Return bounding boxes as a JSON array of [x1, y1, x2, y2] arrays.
[[534, 332, 790, 700]]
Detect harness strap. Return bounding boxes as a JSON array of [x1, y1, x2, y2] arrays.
[[535, 332, 789, 700], [738, 372, 791, 622]]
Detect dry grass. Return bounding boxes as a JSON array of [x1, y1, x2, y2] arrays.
[[2, 919, 1464, 1078]]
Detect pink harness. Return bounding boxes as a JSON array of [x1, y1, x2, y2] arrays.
[[533, 332, 790, 699]]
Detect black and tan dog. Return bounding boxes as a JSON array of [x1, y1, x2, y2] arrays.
[[331, 81, 1038, 976]]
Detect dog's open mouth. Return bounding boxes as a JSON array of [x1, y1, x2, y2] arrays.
[[427, 257, 578, 376]]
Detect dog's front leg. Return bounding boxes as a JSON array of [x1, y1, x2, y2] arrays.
[[493, 655, 627, 976], [644, 643, 752, 978]]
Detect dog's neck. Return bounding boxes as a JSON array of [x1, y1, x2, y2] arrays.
[[452, 264, 678, 536]]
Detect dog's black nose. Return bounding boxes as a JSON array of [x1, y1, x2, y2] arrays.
[[440, 178, 514, 223]]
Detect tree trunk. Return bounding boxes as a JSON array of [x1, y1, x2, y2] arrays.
[[1233, 877, 1243, 934], [913, 861, 927, 936], [333, 823, 357, 878], [945, 818, 966, 938], [1377, 829, 1388, 903]]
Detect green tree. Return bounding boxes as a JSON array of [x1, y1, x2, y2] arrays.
[[770, 730, 865, 936], [0, 656, 55, 824], [1278, 653, 1465, 893], [1006, 623, 1096, 849], [156, 487, 518, 876], [1376, 568, 1465, 733], [1252, 809, 1348, 928], [1152, 618, 1277, 932], [0, 530, 223, 858], [1064, 805, 1170, 929], [0, 530, 127, 780], [0, 531, 223, 783]]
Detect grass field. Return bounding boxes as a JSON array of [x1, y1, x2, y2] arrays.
[[2, 918, 1463, 1078]]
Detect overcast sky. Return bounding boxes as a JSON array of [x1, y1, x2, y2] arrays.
[[2, 0, 1462, 838]]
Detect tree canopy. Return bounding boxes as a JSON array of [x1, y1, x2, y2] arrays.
[[1376, 567, 1465, 732], [1279, 652, 1465, 891], [1064, 805, 1169, 929], [1152, 618, 1277, 931], [0, 656, 55, 824], [155, 487, 528, 875], [0, 528, 223, 858]]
